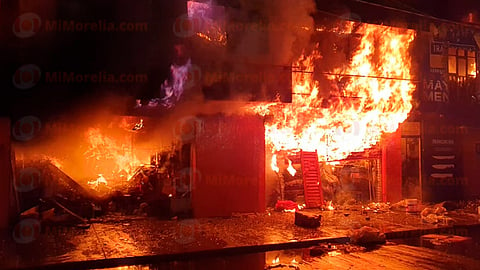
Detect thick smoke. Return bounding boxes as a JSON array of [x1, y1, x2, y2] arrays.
[[230, 0, 316, 65], [263, 0, 317, 65], [188, 0, 317, 102], [14, 0, 320, 187]]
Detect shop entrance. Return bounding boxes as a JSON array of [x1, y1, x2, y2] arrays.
[[401, 137, 422, 199]]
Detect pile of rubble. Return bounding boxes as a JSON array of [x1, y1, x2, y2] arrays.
[[14, 159, 175, 230], [309, 243, 367, 257], [15, 160, 99, 227], [420, 204, 451, 224], [349, 226, 386, 245]]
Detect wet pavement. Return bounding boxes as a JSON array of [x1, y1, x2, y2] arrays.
[[1, 207, 480, 269]]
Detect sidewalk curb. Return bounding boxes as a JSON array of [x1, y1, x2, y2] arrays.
[[4, 237, 350, 270], [6, 223, 480, 270]]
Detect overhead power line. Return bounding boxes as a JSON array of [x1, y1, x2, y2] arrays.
[[351, 0, 480, 29], [292, 69, 419, 82]]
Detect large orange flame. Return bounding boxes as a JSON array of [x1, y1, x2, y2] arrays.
[[84, 127, 146, 185], [287, 159, 296, 176], [271, 154, 280, 173], [247, 23, 416, 161]]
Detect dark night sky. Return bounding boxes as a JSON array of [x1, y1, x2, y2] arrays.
[[2, 0, 479, 119]]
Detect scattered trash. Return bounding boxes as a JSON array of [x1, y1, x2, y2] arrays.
[[391, 199, 407, 211], [423, 213, 439, 224], [349, 226, 386, 246], [421, 234, 473, 255], [133, 202, 149, 216], [440, 201, 460, 211], [294, 211, 321, 228], [309, 243, 366, 257], [76, 223, 91, 229], [405, 198, 419, 212], [366, 202, 391, 212], [421, 206, 447, 224], [275, 200, 298, 212], [20, 206, 40, 219]]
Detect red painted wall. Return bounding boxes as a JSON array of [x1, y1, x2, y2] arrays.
[[382, 129, 402, 203], [0, 118, 12, 229], [192, 114, 265, 217]]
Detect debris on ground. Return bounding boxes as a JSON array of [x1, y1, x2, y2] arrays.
[[421, 234, 474, 255], [264, 260, 300, 270], [463, 200, 480, 214], [275, 200, 298, 212], [294, 211, 321, 228], [309, 243, 366, 257], [390, 199, 407, 211], [421, 205, 447, 224], [439, 201, 461, 211], [349, 226, 386, 246], [133, 202, 149, 216], [20, 206, 40, 219], [15, 160, 98, 224], [365, 202, 391, 213]]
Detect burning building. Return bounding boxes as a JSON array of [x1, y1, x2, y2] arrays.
[[2, 0, 480, 231], [3, 1, 480, 270]]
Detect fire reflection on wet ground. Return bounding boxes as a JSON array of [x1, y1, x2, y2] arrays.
[[94, 229, 480, 270], [1, 208, 479, 269]]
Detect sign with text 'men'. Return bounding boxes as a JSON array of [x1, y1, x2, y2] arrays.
[[423, 73, 449, 103]]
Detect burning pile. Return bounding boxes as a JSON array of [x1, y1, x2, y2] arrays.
[[83, 119, 151, 192], [84, 127, 142, 184], [247, 23, 416, 162]]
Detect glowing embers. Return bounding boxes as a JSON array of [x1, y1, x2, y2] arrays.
[[187, 1, 227, 46]]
